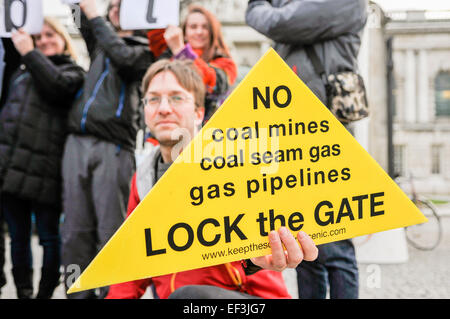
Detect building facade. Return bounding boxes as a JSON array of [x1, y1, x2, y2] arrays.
[[387, 10, 450, 196]]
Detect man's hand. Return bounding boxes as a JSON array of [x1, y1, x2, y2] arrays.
[[251, 227, 318, 272], [164, 25, 185, 56], [11, 29, 34, 56], [80, 0, 100, 20]]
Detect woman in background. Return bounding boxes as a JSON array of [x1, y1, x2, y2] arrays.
[[148, 4, 237, 124], [0, 18, 84, 299]]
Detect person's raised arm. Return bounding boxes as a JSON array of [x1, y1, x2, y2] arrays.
[[162, 25, 237, 97], [69, 3, 97, 60], [11, 29, 84, 103], [0, 39, 21, 108], [79, 0, 154, 82]]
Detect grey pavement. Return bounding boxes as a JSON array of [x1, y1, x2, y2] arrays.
[[1, 217, 449, 299], [355, 216, 449, 299], [284, 215, 450, 299]]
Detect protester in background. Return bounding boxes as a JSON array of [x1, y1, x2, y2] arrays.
[[106, 59, 318, 299], [147, 4, 237, 124], [246, 0, 368, 299], [0, 18, 84, 299], [61, 0, 154, 299]]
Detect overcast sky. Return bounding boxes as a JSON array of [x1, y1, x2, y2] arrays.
[[373, 0, 450, 11]]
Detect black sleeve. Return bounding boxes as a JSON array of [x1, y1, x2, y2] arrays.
[[242, 259, 263, 276], [22, 50, 85, 103], [88, 17, 155, 82], [72, 6, 98, 60], [1, 38, 21, 108]]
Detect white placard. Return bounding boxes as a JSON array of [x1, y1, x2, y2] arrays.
[[0, 0, 43, 37], [120, 0, 179, 30]]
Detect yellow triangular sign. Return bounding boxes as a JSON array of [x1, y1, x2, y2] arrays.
[[68, 48, 426, 294]]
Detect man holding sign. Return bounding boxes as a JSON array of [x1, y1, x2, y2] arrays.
[[61, 0, 154, 299], [105, 59, 318, 299]]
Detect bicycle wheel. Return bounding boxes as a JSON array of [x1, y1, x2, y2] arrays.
[[405, 199, 443, 251]]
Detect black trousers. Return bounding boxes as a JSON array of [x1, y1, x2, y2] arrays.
[[61, 134, 135, 299]]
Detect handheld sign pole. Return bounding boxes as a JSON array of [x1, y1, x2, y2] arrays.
[[67, 48, 427, 294]]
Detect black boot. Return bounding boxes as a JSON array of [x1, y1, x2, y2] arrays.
[[35, 267, 60, 299], [12, 267, 33, 299]]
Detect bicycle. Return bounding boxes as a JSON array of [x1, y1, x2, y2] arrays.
[[397, 173, 443, 251]]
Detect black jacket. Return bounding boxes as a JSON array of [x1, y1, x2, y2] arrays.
[[67, 14, 154, 151], [0, 49, 85, 208]]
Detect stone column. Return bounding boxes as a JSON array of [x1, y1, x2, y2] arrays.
[[366, 4, 388, 170], [417, 49, 429, 123], [404, 50, 416, 123]]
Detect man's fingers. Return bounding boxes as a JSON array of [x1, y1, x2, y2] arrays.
[[268, 230, 286, 271], [252, 229, 318, 272], [297, 231, 318, 261], [279, 227, 303, 268]]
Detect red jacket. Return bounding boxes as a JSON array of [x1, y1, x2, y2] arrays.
[[106, 157, 291, 299]]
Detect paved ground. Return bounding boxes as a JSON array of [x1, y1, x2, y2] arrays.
[[1, 217, 448, 299], [283, 215, 449, 299], [356, 216, 449, 299]]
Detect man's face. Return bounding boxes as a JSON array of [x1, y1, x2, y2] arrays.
[[144, 71, 204, 148], [108, 0, 121, 29]]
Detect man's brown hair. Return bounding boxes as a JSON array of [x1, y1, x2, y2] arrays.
[[141, 59, 205, 109]]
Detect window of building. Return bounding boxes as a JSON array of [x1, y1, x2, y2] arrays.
[[435, 71, 450, 116], [393, 145, 406, 177], [431, 145, 442, 175]]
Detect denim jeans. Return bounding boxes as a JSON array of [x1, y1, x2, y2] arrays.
[[296, 240, 359, 299], [1, 193, 61, 273]]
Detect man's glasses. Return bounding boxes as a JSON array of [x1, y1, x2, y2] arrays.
[[142, 94, 193, 108]]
